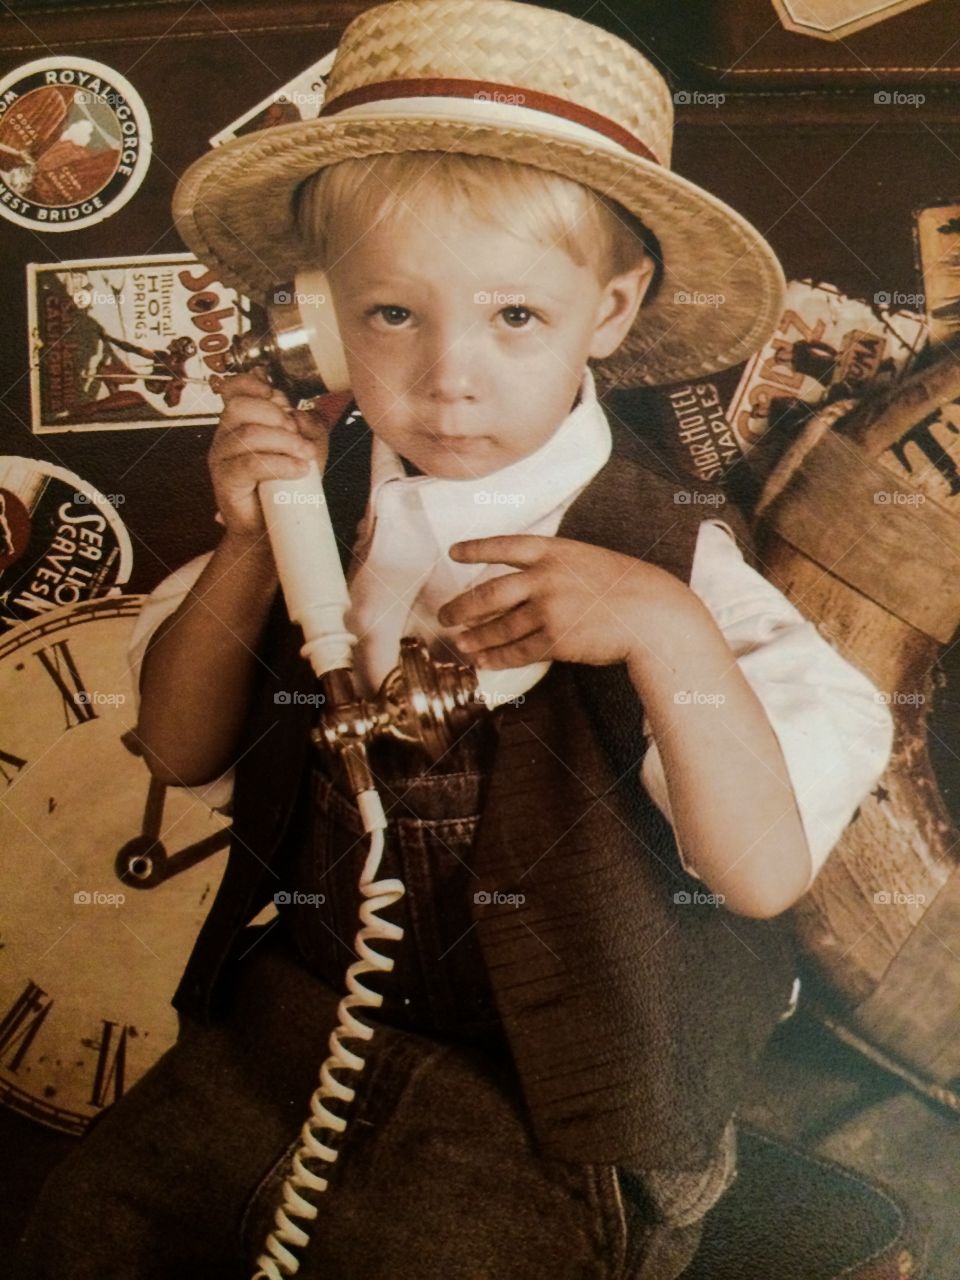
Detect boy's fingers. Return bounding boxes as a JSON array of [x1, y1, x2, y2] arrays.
[[219, 370, 279, 403], [438, 570, 528, 627], [457, 603, 541, 653], [288, 407, 331, 442], [220, 452, 311, 484], [219, 395, 299, 436], [214, 423, 314, 463], [449, 534, 549, 566]]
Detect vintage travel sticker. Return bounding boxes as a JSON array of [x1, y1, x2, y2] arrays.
[[27, 255, 252, 432], [210, 48, 336, 145], [0, 56, 151, 232], [0, 456, 133, 634], [914, 201, 960, 346], [877, 386, 960, 513], [771, 0, 935, 41], [727, 279, 928, 452], [650, 381, 746, 483]]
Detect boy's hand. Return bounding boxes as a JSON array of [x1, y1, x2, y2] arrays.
[[209, 368, 332, 539], [439, 535, 692, 668]]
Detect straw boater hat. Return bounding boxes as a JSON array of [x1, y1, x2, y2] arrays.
[[173, 0, 786, 389]]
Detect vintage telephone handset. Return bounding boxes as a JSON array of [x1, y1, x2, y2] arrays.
[[228, 269, 492, 1278]]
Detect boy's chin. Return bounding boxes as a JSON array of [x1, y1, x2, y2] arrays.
[[402, 442, 504, 481], [418, 454, 509, 481]]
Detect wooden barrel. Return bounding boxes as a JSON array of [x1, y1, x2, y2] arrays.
[[751, 365, 960, 1102]]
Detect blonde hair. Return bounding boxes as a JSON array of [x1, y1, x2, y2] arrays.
[[294, 150, 662, 297]]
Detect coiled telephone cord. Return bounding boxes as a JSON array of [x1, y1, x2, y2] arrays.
[[252, 789, 401, 1278]]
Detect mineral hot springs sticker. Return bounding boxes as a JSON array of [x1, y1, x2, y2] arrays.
[[0, 57, 151, 232]]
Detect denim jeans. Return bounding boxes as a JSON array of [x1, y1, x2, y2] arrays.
[[15, 723, 713, 1279]]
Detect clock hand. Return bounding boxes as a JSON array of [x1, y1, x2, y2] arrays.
[[119, 738, 231, 887], [115, 827, 231, 889]]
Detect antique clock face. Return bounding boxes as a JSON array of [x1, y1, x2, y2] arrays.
[[0, 596, 232, 1134]]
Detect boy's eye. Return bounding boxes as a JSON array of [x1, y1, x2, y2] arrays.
[[500, 306, 538, 328], [364, 303, 539, 329], [369, 305, 411, 326]]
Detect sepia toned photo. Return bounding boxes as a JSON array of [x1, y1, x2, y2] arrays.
[[2, 1, 959, 1277]]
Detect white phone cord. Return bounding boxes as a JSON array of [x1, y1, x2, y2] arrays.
[[251, 787, 402, 1279]]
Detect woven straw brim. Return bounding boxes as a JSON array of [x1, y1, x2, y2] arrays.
[[173, 115, 786, 389]]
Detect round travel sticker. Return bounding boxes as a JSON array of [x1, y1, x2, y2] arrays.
[[0, 57, 151, 232], [0, 456, 133, 634]]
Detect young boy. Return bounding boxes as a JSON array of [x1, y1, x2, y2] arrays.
[[17, 3, 893, 1278]]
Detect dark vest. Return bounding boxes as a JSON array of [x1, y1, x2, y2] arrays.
[[171, 400, 797, 1172]]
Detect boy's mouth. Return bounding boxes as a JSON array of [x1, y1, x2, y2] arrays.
[[424, 432, 488, 447]]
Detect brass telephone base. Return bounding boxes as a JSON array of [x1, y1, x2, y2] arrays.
[[310, 637, 490, 786]]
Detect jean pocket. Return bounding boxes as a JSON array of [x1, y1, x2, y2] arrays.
[[640, 1119, 739, 1229], [239, 1026, 436, 1274], [239, 1130, 302, 1269], [612, 1165, 655, 1277], [613, 1168, 712, 1280]]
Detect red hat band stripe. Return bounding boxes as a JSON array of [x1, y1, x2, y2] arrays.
[[318, 77, 662, 166]]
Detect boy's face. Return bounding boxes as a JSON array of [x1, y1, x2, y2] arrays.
[[323, 208, 651, 480]]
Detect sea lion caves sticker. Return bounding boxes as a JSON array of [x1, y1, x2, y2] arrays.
[[0, 57, 151, 232], [0, 457, 133, 634]]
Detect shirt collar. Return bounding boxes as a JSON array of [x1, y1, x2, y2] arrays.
[[360, 364, 611, 550]]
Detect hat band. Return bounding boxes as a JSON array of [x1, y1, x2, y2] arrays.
[[319, 77, 661, 166]]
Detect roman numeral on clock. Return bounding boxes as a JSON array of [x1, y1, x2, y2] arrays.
[[0, 980, 53, 1072], [0, 746, 27, 787], [89, 1020, 129, 1108], [34, 638, 97, 729]]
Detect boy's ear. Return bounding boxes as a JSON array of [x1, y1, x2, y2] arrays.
[[587, 256, 657, 361]]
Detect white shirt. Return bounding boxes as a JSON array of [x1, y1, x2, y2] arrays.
[[127, 366, 893, 899]]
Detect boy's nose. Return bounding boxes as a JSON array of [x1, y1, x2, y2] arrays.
[[420, 330, 480, 402]]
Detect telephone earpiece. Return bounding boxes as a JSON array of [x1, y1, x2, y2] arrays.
[[226, 266, 351, 395]]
